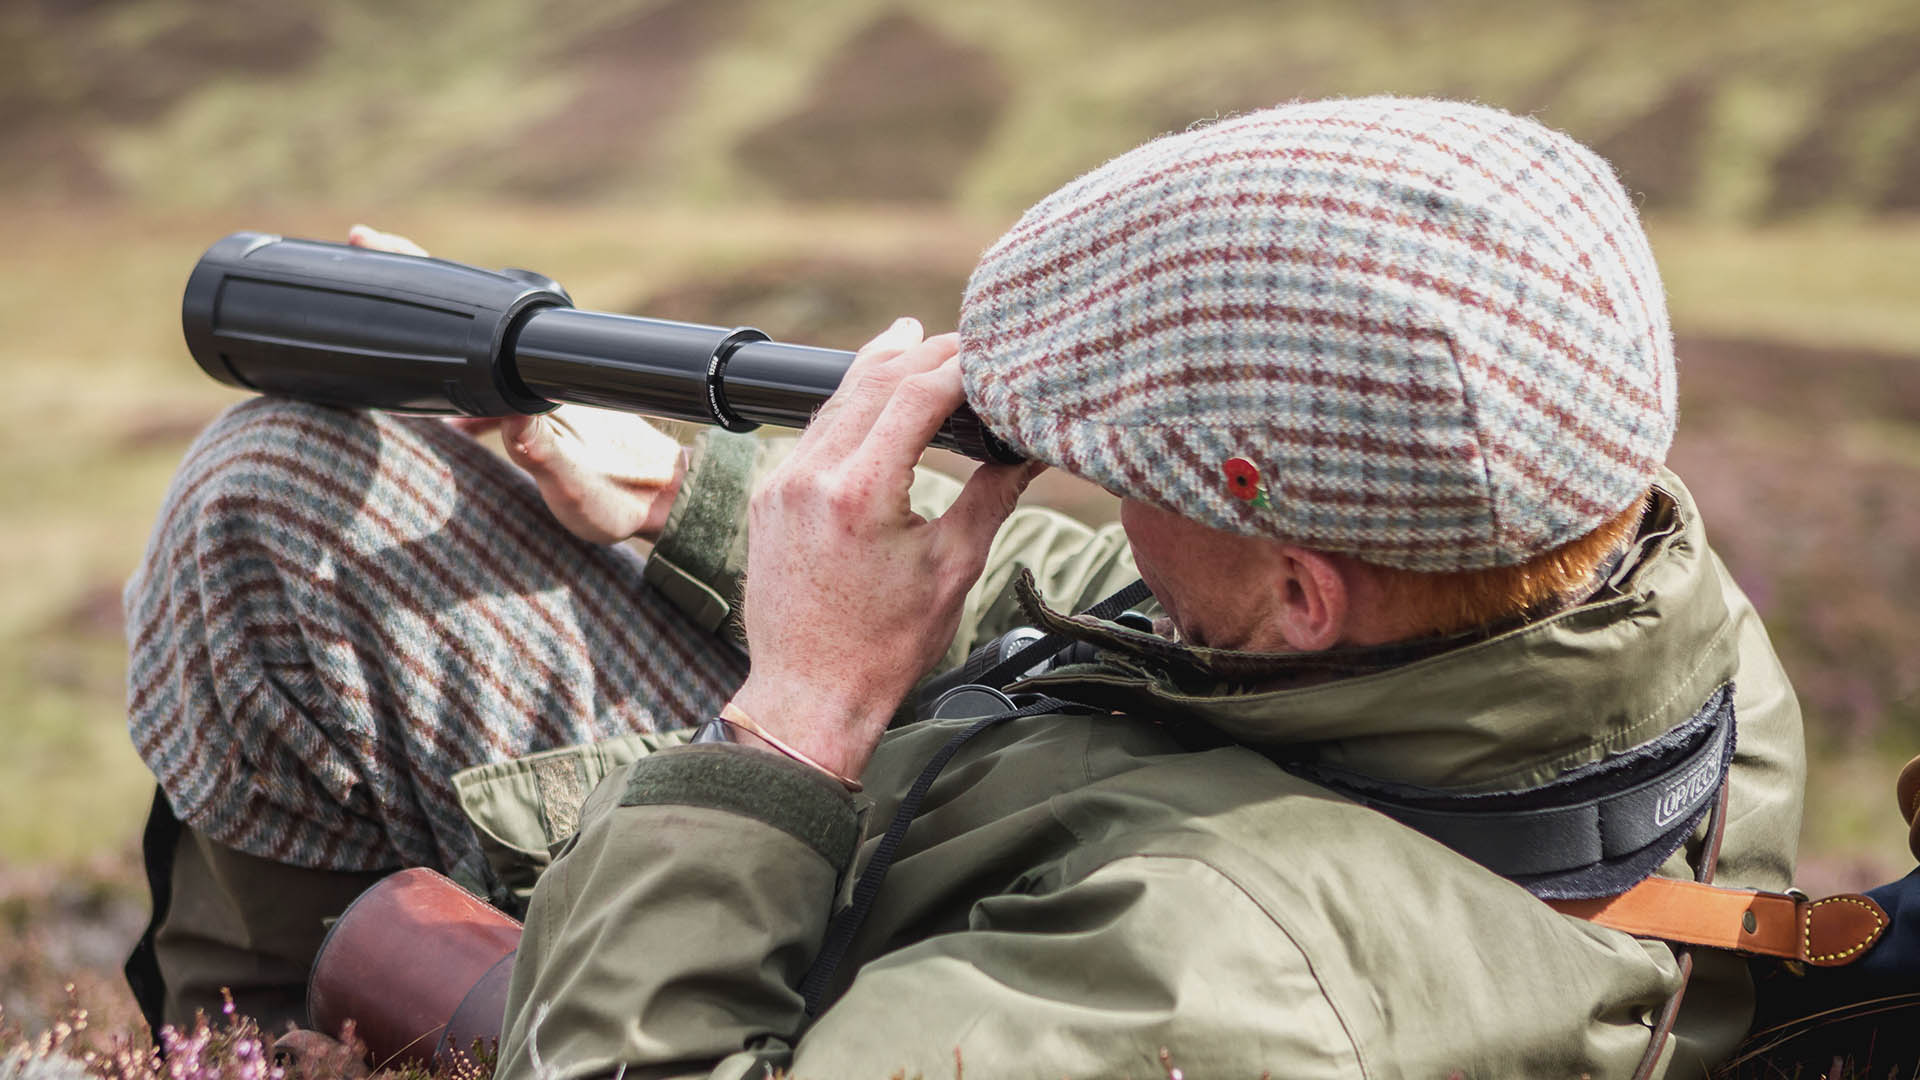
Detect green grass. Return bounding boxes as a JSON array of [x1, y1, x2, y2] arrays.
[[12, 0, 1920, 217], [1650, 217, 1920, 356]]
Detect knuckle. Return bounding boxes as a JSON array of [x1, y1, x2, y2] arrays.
[[935, 565, 974, 607], [773, 470, 818, 505], [821, 375, 880, 418], [844, 348, 896, 381], [897, 371, 951, 407], [996, 480, 1026, 517], [854, 367, 901, 399], [936, 541, 976, 577], [824, 476, 867, 515]]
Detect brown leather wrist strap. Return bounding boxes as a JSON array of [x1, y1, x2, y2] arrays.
[[1548, 878, 1889, 966]]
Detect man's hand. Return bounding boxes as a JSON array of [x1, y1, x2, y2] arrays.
[[726, 319, 1041, 781], [347, 225, 687, 544]]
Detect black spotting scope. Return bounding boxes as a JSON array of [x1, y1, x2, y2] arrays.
[[181, 232, 1022, 464]]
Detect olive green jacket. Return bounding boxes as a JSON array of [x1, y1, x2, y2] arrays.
[[476, 434, 1803, 1080]]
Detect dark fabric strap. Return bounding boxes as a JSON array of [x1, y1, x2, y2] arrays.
[[124, 786, 183, 1042], [799, 694, 1067, 1016], [1287, 683, 1737, 900], [799, 578, 1152, 1014], [1358, 714, 1726, 873], [974, 578, 1152, 690]]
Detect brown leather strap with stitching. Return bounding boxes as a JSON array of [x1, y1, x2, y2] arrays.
[[1549, 878, 1889, 966]]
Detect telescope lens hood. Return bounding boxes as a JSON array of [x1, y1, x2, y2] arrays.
[[182, 231, 570, 416]]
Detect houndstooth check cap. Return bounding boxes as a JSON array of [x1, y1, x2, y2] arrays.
[[959, 97, 1675, 571]]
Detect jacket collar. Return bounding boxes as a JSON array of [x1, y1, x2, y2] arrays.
[[1014, 470, 1740, 792]]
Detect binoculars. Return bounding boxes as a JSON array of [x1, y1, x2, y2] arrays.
[[180, 232, 1022, 463]]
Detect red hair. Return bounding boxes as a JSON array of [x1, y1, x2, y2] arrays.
[[1361, 494, 1649, 637]]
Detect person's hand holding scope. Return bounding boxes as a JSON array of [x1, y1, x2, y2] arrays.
[[346, 224, 689, 545], [721, 319, 1041, 783]]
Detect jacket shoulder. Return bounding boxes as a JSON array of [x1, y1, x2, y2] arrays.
[[1038, 751, 1684, 1078], [798, 847, 1367, 1078]]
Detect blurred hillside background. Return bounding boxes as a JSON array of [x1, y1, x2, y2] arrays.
[[3, 0, 1919, 1033]]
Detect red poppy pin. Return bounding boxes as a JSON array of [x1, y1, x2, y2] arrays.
[[1223, 457, 1270, 509]]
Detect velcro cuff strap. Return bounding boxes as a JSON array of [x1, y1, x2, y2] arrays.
[[621, 745, 860, 868], [644, 430, 759, 632], [642, 556, 733, 634], [1549, 878, 1889, 966]]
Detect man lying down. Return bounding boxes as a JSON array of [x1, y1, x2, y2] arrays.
[[125, 97, 1804, 1078]]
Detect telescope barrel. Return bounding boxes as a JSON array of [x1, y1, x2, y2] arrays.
[[509, 308, 854, 432], [726, 340, 874, 430], [181, 232, 1020, 463]]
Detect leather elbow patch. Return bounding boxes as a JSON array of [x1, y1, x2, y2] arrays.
[[620, 744, 861, 867]]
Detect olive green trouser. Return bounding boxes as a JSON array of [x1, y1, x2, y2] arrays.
[[147, 820, 389, 1032]]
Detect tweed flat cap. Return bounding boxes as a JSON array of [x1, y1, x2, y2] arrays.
[[959, 97, 1675, 571]]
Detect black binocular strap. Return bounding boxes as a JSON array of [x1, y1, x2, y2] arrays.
[[798, 694, 1068, 1015], [125, 786, 184, 1042], [798, 578, 1150, 1016], [973, 579, 1153, 690]]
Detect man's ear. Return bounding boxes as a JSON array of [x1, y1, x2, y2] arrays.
[[1271, 546, 1350, 652]]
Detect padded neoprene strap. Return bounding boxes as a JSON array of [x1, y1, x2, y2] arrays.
[[1287, 683, 1738, 900], [1326, 708, 1727, 875]]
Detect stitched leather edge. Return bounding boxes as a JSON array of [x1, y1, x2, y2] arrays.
[[1803, 894, 1889, 965]]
